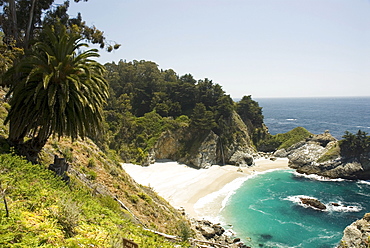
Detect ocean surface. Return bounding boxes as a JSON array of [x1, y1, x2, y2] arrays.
[[220, 97, 370, 247], [256, 97, 370, 139]]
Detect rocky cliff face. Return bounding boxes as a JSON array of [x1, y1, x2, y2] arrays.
[[151, 111, 257, 168], [285, 131, 370, 180], [338, 213, 370, 248]]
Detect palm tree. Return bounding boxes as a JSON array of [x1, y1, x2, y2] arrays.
[[5, 25, 109, 161]]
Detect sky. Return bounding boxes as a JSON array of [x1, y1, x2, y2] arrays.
[[62, 0, 370, 98]]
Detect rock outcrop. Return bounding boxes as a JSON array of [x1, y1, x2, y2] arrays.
[[192, 220, 250, 248], [152, 111, 257, 168], [299, 197, 326, 210], [185, 130, 219, 168], [338, 213, 370, 248], [286, 131, 370, 180]]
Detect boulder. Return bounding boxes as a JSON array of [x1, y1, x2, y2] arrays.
[[274, 148, 288, 157], [299, 197, 326, 210], [229, 151, 254, 166]]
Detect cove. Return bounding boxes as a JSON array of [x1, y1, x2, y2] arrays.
[[220, 170, 370, 247]]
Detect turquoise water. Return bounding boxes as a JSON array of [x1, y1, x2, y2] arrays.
[[220, 170, 370, 248]]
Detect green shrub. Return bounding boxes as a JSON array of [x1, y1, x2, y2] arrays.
[[138, 192, 152, 204], [85, 170, 97, 180], [87, 158, 96, 168], [52, 196, 81, 237], [258, 127, 312, 152]]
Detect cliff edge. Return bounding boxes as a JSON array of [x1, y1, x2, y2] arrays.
[[286, 131, 370, 180]]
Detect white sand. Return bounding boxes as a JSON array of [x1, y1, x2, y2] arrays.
[[121, 158, 289, 219]]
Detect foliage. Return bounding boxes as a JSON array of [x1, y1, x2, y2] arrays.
[[236, 95, 264, 128], [191, 103, 216, 130], [0, 0, 119, 51], [0, 152, 189, 247], [4, 24, 108, 161], [0, 33, 24, 86], [258, 127, 312, 152], [340, 130, 370, 159], [103, 60, 264, 163]]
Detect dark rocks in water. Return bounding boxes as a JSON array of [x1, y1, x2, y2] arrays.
[[233, 238, 241, 243], [260, 234, 273, 240], [330, 202, 340, 207], [300, 197, 327, 210]]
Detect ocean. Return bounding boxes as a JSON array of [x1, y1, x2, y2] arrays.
[[257, 97, 370, 139], [220, 97, 370, 247]]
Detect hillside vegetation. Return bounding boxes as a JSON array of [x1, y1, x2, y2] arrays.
[[102, 60, 265, 164], [257, 127, 313, 152], [0, 146, 191, 247]]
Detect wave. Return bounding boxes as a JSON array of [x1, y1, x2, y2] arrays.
[[194, 176, 249, 219], [293, 171, 347, 182], [194, 169, 291, 220], [284, 195, 362, 212], [326, 202, 362, 212], [358, 180, 370, 185], [286, 118, 297, 121]]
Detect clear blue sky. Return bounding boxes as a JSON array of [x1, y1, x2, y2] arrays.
[[63, 0, 370, 98]]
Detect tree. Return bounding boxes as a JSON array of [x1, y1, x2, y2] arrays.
[[1, 0, 54, 47], [0, 32, 24, 85], [236, 95, 264, 127], [0, 0, 120, 51], [191, 103, 216, 130], [340, 130, 370, 159], [5, 24, 108, 161]]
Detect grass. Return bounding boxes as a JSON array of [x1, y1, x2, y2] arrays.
[[275, 127, 312, 150], [0, 152, 190, 247]]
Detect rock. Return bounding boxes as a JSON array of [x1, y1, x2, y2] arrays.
[[287, 131, 370, 180], [152, 111, 258, 169], [153, 130, 181, 159], [299, 197, 326, 210], [187, 131, 219, 168], [338, 213, 370, 248], [229, 151, 254, 166], [199, 225, 216, 239], [310, 130, 337, 147], [192, 219, 243, 247], [233, 238, 241, 243]]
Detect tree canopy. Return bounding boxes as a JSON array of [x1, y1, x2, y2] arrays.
[[103, 60, 265, 163], [340, 130, 370, 159], [0, 0, 120, 51], [5, 24, 108, 161]]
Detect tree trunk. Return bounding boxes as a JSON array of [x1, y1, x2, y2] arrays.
[[8, 0, 18, 40], [25, 0, 37, 46]]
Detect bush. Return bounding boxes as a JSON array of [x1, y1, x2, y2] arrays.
[[257, 127, 312, 152]]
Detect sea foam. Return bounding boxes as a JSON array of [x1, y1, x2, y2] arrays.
[[293, 171, 346, 182], [284, 195, 362, 212]]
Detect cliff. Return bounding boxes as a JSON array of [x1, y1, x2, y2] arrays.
[[338, 213, 370, 248], [152, 111, 257, 168], [286, 131, 370, 180]]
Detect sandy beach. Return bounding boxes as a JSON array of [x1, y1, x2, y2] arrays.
[[121, 158, 289, 219]]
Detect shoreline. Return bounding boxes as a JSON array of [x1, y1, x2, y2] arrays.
[[121, 158, 290, 219]]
